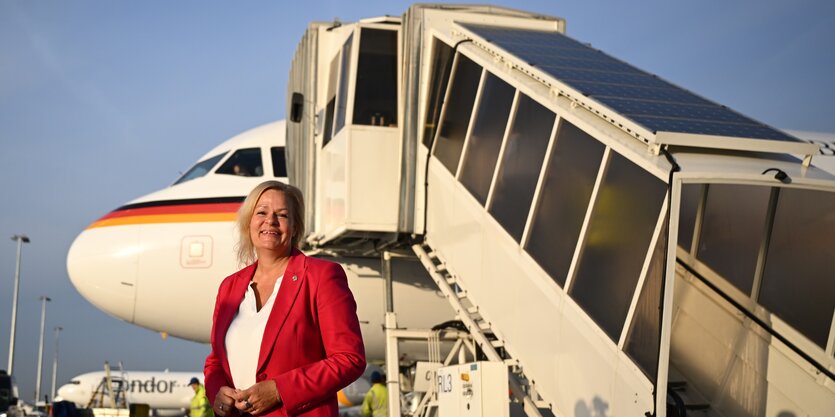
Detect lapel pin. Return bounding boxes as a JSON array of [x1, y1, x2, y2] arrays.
[[292, 275, 298, 282]]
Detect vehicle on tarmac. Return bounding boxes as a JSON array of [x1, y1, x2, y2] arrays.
[[0, 371, 20, 417]]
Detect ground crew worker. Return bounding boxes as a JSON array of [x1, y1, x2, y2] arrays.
[[189, 377, 214, 417], [361, 371, 388, 417]]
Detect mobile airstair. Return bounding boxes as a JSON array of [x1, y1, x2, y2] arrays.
[[286, 4, 835, 417], [86, 362, 129, 417]]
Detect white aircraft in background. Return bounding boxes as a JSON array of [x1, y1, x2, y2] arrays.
[[56, 367, 378, 414], [57, 371, 196, 414], [66, 120, 454, 359]]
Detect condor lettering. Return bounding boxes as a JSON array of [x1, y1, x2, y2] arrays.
[[129, 377, 177, 394]]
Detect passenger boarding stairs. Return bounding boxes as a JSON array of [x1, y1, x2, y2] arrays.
[[412, 242, 553, 417], [285, 5, 835, 416]]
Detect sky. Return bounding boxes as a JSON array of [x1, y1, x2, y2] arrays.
[[1, 0, 834, 406]]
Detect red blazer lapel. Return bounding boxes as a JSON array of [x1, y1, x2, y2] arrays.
[[257, 249, 306, 372], [216, 263, 256, 380]]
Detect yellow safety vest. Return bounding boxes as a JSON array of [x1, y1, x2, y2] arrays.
[[190, 385, 214, 417], [361, 383, 388, 417]]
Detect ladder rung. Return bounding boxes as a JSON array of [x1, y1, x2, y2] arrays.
[[504, 358, 519, 367], [490, 339, 504, 347], [456, 290, 468, 299], [477, 321, 490, 330], [466, 306, 479, 314]]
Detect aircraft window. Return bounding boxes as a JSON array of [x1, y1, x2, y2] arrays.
[[526, 120, 605, 287], [334, 33, 354, 135], [422, 39, 454, 148], [624, 218, 667, 383], [569, 152, 666, 342], [677, 184, 704, 253], [488, 94, 554, 242], [215, 148, 263, 177], [697, 184, 770, 295], [173, 152, 227, 185], [322, 53, 339, 147], [271, 147, 287, 178], [760, 188, 835, 348], [459, 72, 515, 206], [353, 28, 398, 127], [433, 54, 481, 175]]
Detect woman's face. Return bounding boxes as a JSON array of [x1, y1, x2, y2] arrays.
[[249, 189, 293, 256]]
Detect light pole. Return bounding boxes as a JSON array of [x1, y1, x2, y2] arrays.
[[50, 326, 63, 402], [7, 234, 30, 375], [34, 295, 51, 405]]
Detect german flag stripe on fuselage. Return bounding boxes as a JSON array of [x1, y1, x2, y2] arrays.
[[87, 197, 245, 229]]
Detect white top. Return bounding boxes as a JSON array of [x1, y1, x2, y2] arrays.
[[225, 275, 283, 389]]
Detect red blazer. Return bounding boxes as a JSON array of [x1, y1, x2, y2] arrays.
[[204, 249, 366, 417]]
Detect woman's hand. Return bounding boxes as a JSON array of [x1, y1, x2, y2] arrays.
[[214, 386, 239, 417], [232, 380, 282, 415]]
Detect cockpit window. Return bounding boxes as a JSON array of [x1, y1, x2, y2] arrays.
[[174, 152, 227, 185], [216, 148, 263, 177], [271, 147, 287, 177]]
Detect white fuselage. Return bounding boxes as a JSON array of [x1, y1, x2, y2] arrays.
[[57, 371, 196, 410]]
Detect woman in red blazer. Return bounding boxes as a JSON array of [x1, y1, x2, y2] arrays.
[[204, 181, 366, 417]]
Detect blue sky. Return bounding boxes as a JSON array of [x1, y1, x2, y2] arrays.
[[1, 0, 833, 404]]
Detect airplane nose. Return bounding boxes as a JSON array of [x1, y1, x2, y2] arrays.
[[56, 383, 86, 406], [67, 220, 139, 323]]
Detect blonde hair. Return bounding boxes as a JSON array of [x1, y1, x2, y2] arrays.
[[235, 180, 305, 266]]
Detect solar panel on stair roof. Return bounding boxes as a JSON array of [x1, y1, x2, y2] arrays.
[[460, 23, 799, 142]]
